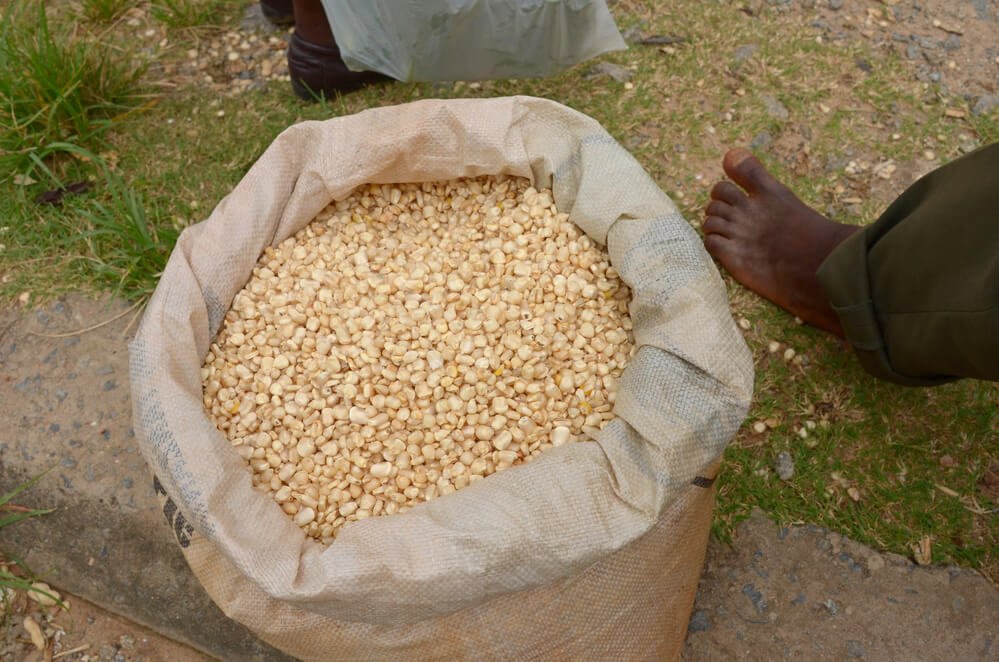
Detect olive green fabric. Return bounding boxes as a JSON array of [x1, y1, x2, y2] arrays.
[[816, 142, 999, 386]]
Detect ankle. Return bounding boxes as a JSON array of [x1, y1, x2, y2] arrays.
[[292, 0, 333, 44]]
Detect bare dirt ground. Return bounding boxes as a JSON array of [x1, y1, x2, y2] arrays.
[[663, 0, 998, 218], [2, 590, 206, 662], [782, 0, 997, 202]]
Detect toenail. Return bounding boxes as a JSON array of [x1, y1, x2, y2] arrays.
[[726, 147, 754, 167]]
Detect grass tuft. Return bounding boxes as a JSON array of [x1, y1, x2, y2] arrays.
[[0, 470, 63, 616], [78, 0, 136, 23], [0, 1, 148, 176], [21, 143, 180, 299], [150, 0, 228, 29]]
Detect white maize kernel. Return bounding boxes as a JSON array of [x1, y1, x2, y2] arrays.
[[204, 176, 633, 543]]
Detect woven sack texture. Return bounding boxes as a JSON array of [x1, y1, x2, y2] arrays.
[[130, 96, 753, 660]]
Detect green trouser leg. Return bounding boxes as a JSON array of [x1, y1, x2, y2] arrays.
[[816, 142, 999, 386]]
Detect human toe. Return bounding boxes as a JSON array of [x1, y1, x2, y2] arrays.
[[702, 231, 731, 259], [709, 180, 747, 205], [702, 214, 732, 238], [705, 199, 737, 222], [722, 148, 779, 194]]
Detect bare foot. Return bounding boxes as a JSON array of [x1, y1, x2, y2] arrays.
[[702, 148, 860, 337]]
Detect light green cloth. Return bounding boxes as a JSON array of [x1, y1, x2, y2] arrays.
[[320, 0, 626, 81]]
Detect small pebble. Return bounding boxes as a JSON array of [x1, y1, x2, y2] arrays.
[[783, 348, 796, 361], [846, 640, 866, 658], [775, 451, 795, 481], [687, 609, 711, 632], [741, 583, 768, 613], [752, 421, 767, 434], [768, 341, 781, 353]]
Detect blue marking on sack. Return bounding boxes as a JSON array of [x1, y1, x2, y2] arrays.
[[130, 336, 213, 536]]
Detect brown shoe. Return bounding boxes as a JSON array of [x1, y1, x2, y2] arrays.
[[259, 0, 294, 26], [287, 31, 390, 100]]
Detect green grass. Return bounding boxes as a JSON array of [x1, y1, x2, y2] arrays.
[[2, 143, 178, 300], [0, 0, 148, 177], [713, 315, 997, 571], [150, 0, 228, 29], [0, 471, 62, 617], [78, 0, 136, 23], [0, 0, 996, 580]]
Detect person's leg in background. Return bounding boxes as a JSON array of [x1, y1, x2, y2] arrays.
[[259, 0, 390, 99], [703, 143, 999, 386], [259, 0, 294, 26]]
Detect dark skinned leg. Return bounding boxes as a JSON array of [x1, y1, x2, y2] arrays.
[[702, 148, 859, 337]]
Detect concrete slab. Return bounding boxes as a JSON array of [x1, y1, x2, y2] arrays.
[[3, 295, 996, 661], [0, 296, 289, 661], [683, 509, 999, 659]]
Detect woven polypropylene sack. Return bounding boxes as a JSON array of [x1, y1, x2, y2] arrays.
[[319, 0, 626, 82], [129, 96, 753, 660]]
